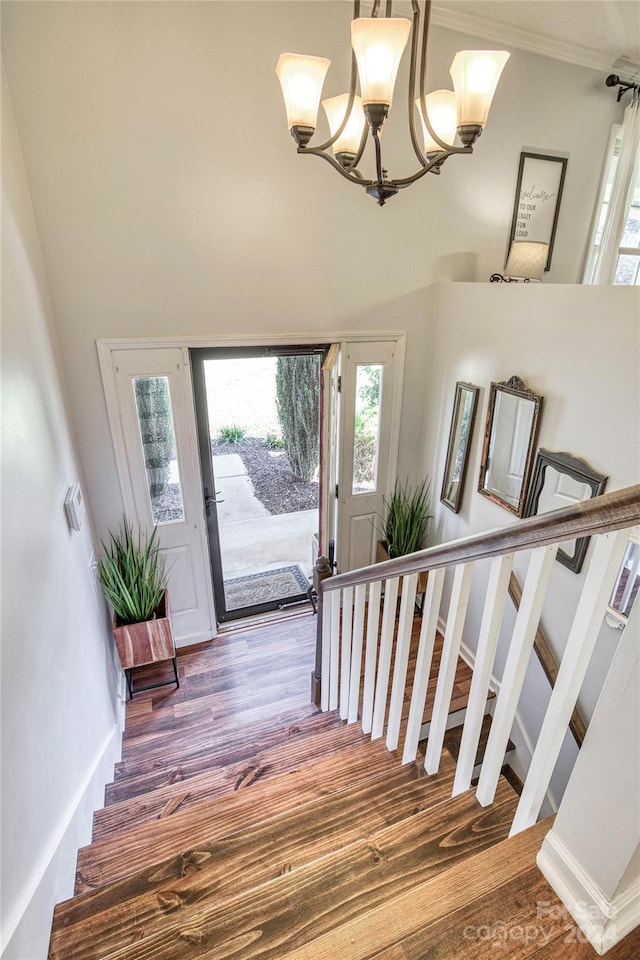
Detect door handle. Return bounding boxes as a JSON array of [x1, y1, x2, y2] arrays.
[[204, 488, 225, 515]]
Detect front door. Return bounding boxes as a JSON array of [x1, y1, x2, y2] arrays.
[[191, 346, 328, 623], [99, 346, 216, 645]]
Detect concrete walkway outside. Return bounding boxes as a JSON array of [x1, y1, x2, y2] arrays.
[[213, 452, 318, 581]]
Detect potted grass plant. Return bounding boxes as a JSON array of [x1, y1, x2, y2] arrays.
[[376, 477, 433, 593], [98, 519, 178, 697]]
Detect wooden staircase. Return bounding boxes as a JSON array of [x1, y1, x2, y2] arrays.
[[47, 615, 639, 959]]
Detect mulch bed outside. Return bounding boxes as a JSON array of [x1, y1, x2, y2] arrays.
[[211, 437, 319, 516]]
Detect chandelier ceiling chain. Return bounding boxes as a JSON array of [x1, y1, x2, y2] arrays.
[[276, 0, 509, 205]]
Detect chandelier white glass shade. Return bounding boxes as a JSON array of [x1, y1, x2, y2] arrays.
[[275, 1, 509, 205], [275, 53, 331, 130], [350, 17, 411, 107], [322, 94, 367, 162], [415, 89, 457, 157]]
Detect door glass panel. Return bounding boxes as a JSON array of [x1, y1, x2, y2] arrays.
[[133, 376, 185, 524], [352, 364, 383, 495]]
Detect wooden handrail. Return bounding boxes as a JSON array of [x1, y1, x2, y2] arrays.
[[321, 484, 640, 594]]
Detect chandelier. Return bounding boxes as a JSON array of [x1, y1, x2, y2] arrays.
[[276, 1, 509, 205]]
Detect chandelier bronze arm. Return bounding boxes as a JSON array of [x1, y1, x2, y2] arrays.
[[311, 1, 361, 154], [393, 146, 471, 187], [299, 145, 370, 185], [407, 1, 428, 167], [416, 1, 468, 156], [298, 141, 469, 191]]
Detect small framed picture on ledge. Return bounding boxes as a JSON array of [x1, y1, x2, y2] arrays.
[[507, 151, 568, 272]]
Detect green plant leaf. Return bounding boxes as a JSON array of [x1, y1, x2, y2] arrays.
[[97, 518, 167, 625]]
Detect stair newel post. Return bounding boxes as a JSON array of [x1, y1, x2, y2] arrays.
[[312, 555, 333, 707]]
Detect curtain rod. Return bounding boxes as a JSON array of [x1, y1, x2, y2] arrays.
[[606, 74, 639, 102]]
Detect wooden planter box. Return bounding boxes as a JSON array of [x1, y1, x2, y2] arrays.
[[376, 541, 429, 594], [112, 591, 175, 670]]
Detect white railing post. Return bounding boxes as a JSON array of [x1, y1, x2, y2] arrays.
[[321, 587, 333, 712], [347, 583, 367, 723], [339, 586, 354, 720], [371, 577, 400, 740], [453, 553, 513, 795], [361, 579, 382, 734], [328, 589, 340, 711], [386, 573, 418, 751], [424, 562, 474, 774], [401, 568, 446, 764], [476, 543, 558, 807], [510, 529, 631, 835]]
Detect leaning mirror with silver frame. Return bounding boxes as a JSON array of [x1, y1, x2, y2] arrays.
[[478, 376, 543, 518], [440, 382, 479, 514], [524, 449, 608, 573]]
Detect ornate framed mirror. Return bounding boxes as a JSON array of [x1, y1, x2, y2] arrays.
[[478, 376, 543, 517], [524, 449, 608, 573], [440, 382, 479, 514]]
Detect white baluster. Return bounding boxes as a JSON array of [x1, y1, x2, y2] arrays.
[[386, 573, 418, 751], [361, 579, 382, 734], [476, 543, 558, 807], [371, 577, 400, 740], [329, 588, 340, 711], [401, 568, 446, 764], [348, 583, 367, 723], [321, 586, 333, 712], [339, 585, 354, 720], [425, 562, 474, 774], [453, 553, 513, 795], [510, 529, 631, 836]]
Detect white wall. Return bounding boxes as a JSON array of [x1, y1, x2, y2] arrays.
[[1, 73, 122, 960], [0, 1, 624, 538], [538, 602, 640, 952], [422, 282, 640, 806]]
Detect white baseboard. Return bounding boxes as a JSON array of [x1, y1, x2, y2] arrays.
[[537, 831, 640, 955], [1, 723, 122, 960]]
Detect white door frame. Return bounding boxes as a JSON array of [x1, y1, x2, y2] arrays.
[[97, 332, 406, 640]]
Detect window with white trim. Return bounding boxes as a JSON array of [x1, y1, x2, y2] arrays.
[[583, 124, 640, 285]]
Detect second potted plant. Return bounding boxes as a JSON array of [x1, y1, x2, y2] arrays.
[[376, 477, 433, 594]]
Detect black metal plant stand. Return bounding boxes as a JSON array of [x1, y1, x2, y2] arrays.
[[125, 656, 180, 699]]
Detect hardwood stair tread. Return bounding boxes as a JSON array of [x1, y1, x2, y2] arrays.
[[52, 774, 517, 960], [273, 817, 552, 960], [95, 729, 420, 841], [112, 703, 340, 783], [81, 735, 440, 891], [54, 752, 468, 957], [105, 712, 372, 807]]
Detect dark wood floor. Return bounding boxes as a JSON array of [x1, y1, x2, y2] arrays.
[[48, 609, 639, 960]]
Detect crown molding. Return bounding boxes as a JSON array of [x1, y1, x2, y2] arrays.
[[430, 4, 615, 74]]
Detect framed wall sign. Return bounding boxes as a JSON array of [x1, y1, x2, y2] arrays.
[[507, 152, 568, 271]]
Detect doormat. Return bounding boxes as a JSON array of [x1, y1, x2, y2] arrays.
[[224, 564, 310, 611]]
